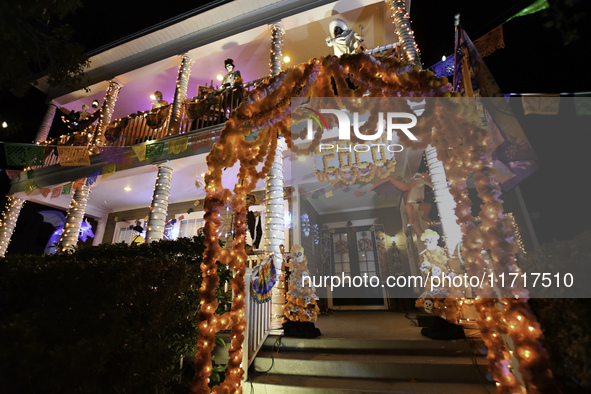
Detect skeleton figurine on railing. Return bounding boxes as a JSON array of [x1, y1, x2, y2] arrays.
[[325, 18, 364, 57]]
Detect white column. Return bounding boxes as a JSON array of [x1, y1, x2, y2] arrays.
[[266, 135, 286, 329], [58, 185, 91, 251], [425, 145, 462, 257], [35, 102, 58, 142], [269, 22, 285, 76], [387, 0, 421, 66], [92, 216, 108, 246], [169, 53, 193, 135], [93, 79, 122, 147], [0, 196, 26, 257], [146, 163, 174, 243]]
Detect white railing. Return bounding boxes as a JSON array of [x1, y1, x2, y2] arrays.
[[242, 259, 272, 381]]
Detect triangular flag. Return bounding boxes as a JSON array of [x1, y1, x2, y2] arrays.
[[522, 95, 560, 115], [57, 146, 90, 166], [4, 143, 45, 166], [5, 170, 22, 180], [168, 137, 188, 155], [102, 163, 117, 179], [145, 142, 164, 159], [24, 180, 38, 195], [132, 144, 146, 161], [51, 187, 61, 199], [118, 151, 133, 170], [506, 0, 549, 22], [73, 178, 86, 189], [61, 183, 72, 195], [325, 191, 333, 198], [98, 146, 125, 164], [86, 171, 100, 187], [26, 170, 35, 180], [39, 188, 51, 198], [473, 26, 505, 58]]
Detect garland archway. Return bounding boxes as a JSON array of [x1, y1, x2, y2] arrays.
[[193, 53, 555, 393]]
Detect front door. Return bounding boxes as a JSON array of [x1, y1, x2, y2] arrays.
[[325, 225, 387, 309]]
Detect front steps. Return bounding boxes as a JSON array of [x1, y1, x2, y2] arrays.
[[245, 335, 494, 393]]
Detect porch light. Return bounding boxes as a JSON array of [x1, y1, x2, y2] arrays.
[[441, 55, 446, 61], [1, 122, 7, 128], [283, 56, 290, 63], [124, 186, 132, 192], [149, 94, 157, 100], [216, 74, 224, 81]]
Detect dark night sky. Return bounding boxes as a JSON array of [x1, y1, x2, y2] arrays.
[[1, 0, 590, 253]]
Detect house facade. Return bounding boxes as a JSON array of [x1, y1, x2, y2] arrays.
[[0, 0, 549, 391]]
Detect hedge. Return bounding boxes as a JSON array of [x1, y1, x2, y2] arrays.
[[0, 235, 231, 393]]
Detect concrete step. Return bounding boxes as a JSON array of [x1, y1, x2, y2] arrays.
[[253, 350, 489, 383], [245, 374, 495, 393], [262, 335, 487, 357]]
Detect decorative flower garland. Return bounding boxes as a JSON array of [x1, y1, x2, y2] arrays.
[[193, 54, 554, 393]]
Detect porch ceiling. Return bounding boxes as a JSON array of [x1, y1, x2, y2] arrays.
[[47, 0, 394, 121]]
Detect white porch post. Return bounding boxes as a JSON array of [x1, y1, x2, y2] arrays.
[[425, 146, 463, 257], [269, 22, 284, 76], [266, 135, 286, 329], [0, 197, 26, 257], [35, 101, 58, 142], [146, 163, 174, 243], [168, 53, 193, 135], [386, 0, 421, 66], [267, 21, 286, 329], [93, 79, 122, 147], [92, 215, 108, 246], [58, 185, 91, 252]]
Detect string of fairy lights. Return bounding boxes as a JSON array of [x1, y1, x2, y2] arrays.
[[146, 164, 174, 243], [93, 80, 121, 148], [58, 185, 91, 251], [0, 196, 26, 257], [169, 53, 193, 135]]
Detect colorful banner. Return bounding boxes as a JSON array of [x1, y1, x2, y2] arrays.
[[4, 143, 45, 166], [24, 180, 38, 195], [57, 146, 90, 166], [473, 25, 505, 58], [168, 137, 188, 155], [506, 0, 549, 22], [522, 95, 560, 115], [39, 188, 51, 198], [132, 144, 146, 161], [460, 28, 539, 190], [118, 151, 133, 170], [61, 183, 72, 195], [98, 146, 125, 164], [5, 170, 21, 180], [102, 163, 117, 178], [86, 171, 100, 187], [145, 142, 164, 159], [51, 187, 61, 199]]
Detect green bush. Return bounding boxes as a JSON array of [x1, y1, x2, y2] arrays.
[[519, 231, 591, 392], [0, 235, 231, 393]]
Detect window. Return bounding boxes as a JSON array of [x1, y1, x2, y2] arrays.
[[113, 219, 146, 244]]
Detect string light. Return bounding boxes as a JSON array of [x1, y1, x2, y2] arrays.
[[0, 196, 26, 257], [92, 80, 121, 148], [146, 164, 173, 243], [58, 185, 91, 252], [169, 53, 193, 135]]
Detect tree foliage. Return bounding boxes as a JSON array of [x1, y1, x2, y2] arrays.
[[0, 0, 90, 96]]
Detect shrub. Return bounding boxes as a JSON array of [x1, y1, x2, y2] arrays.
[[0, 235, 231, 393], [520, 231, 591, 391]]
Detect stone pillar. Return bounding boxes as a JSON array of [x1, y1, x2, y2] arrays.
[[425, 145, 462, 257], [35, 101, 58, 142], [387, 0, 421, 66], [58, 185, 91, 252], [146, 163, 174, 243], [168, 53, 193, 135], [0, 196, 26, 257], [269, 22, 285, 76], [93, 79, 122, 147]]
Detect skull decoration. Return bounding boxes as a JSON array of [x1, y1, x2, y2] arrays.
[[292, 244, 305, 263], [424, 299, 434, 313]]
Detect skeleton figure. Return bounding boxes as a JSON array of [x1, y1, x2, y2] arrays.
[[325, 18, 364, 57]]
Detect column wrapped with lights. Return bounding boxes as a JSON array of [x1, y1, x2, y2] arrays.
[[93, 79, 121, 147], [269, 22, 284, 76], [266, 135, 286, 329], [0, 196, 25, 257], [58, 186, 91, 252], [35, 102, 57, 143], [425, 145, 462, 257], [387, 0, 421, 66], [146, 163, 174, 243], [168, 53, 193, 135]]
